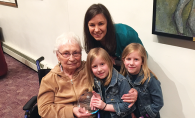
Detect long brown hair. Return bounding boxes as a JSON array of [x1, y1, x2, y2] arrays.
[[120, 43, 158, 84], [84, 3, 116, 56], [86, 48, 113, 88]]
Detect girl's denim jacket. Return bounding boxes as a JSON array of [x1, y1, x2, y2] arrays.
[[94, 68, 136, 118], [126, 72, 164, 118]]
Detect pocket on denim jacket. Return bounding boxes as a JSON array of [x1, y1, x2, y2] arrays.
[[109, 86, 119, 95]]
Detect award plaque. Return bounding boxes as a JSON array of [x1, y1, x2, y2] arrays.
[[78, 92, 99, 114]]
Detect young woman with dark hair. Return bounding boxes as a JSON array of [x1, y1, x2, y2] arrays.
[[83, 3, 145, 71]]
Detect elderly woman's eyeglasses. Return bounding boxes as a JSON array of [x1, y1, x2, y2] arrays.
[[58, 50, 81, 58]]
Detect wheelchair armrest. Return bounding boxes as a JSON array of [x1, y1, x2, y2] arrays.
[[23, 96, 37, 110]]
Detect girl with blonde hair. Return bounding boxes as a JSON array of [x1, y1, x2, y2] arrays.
[[86, 47, 135, 118], [120, 43, 164, 118]]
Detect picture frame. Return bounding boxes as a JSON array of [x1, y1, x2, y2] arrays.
[[152, 0, 195, 41], [0, 0, 18, 7]]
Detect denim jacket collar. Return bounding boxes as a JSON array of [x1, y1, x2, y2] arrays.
[[127, 69, 144, 86], [94, 68, 118, 89]]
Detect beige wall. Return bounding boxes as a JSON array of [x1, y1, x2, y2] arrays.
[[0, 0, 195, 117]]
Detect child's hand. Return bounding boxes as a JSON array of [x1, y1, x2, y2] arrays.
[[90, 98, 106, 110], [90, 95, 97, 110], [90, 91, 101, 110], [92, 91, 101, 99], [121, 88, 138, 108]]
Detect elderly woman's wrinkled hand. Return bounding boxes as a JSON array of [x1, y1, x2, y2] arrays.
[[121, 88, 138, 108], [73, 107, 91, 118]]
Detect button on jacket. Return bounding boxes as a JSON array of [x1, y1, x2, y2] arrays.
[[94, 68, 136, 118]]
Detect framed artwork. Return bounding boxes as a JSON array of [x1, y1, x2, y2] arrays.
[[0, 0, 17, 7], [152, 0, 195, 41]]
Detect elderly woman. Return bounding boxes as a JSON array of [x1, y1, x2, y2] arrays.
[[37, 32, 92, 118]]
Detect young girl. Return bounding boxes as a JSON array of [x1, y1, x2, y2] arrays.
[[120, 43, 164, 118], [86, 47, 135, 118]]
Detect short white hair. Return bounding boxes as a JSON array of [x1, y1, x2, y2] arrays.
[[53, 32, 82, 54]]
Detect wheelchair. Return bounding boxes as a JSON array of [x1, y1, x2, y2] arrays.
[[23, 57, 100, 118], [23, 57, 50, 118]]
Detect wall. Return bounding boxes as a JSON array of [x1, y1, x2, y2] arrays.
[[0, 0, 195, 117]]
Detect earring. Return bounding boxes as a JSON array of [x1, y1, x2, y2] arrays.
[[58, 61, 61, 65], [58, 61, 63, 72], [60, 65, 63, 72]]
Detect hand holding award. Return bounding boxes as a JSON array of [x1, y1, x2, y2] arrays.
[[78, 92, 99, 114]]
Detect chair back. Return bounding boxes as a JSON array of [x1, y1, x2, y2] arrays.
[[38, 69, 51, 85]]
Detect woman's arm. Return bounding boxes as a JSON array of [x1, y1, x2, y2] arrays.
[[121, 88, 138, 108], [38, 77, 73, 118]]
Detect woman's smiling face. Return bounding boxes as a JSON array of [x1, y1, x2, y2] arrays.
[[88, 13, 107, 42]]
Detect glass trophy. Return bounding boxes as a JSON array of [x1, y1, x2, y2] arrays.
[[78, 92, 99, 114]]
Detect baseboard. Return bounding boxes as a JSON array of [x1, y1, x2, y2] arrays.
[[2, 42, 43, 71]]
